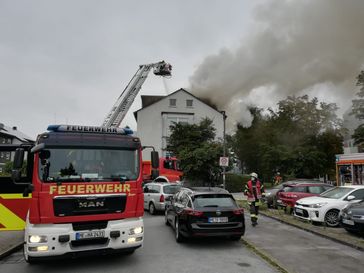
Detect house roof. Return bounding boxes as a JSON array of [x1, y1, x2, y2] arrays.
[[134, 88, 222, 121], [0, 123, 34, 143]]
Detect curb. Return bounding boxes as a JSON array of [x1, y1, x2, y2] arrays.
[[260, 212, 364, 252], [241, 237, 293, 273], [0, 242, 24, 260]]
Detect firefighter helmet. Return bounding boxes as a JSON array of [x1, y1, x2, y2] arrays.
[[250, 172, 258, 179]]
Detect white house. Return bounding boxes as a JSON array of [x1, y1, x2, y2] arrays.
[[134, 88, 224, 159]]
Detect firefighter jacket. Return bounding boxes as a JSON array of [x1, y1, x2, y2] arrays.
[[244, 180, 265, 202]]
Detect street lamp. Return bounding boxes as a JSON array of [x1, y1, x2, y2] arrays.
[[221, 111, 227, 189]]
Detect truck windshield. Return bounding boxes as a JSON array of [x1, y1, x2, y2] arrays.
[[38, 148, 139, 182]]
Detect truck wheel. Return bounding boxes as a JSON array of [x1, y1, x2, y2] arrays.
[[324, 209, 340, 227], [149, 203, 156, 215]]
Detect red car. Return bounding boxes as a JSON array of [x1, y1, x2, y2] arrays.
[[277, 183, 333, 209]]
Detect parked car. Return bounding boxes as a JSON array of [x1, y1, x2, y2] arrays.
[[143, 182, 182, 214], [265, 179, 324, 209], [340, 200, 364, 234], [294, 185, 364, 227], [265, 179, 316, 209], [165, 187, 245, 242], [277, 183, 333, 209]]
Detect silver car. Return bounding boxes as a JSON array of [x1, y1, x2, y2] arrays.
[[143, 182, 182, 215]]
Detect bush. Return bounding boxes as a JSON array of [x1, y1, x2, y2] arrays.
[[220, 173, 250, 193]]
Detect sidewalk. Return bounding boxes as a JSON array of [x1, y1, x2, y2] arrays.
[[0, 230, 24, 259]]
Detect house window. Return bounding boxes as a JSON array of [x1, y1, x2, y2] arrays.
[[186, 99, 193, 107], [169, 99, 176, 107]]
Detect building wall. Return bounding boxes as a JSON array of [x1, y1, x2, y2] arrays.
[[137, 90, 224, 160]]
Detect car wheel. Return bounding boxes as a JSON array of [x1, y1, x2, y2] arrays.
[[149, 202, 156, 215], [230, 235, 241, 241], [272, 197, 278, 209], [324, 209, 340, 227], [175, 218, 185, 243], [165, 210, 170, 226]]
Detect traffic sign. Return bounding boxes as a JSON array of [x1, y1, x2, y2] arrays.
[[219, 157, 229, 167]]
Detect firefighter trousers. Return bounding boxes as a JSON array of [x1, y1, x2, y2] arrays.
[[249, 201, 260, 225]]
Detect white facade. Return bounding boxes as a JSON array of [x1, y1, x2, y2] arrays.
[[135, 89, 224, 160]]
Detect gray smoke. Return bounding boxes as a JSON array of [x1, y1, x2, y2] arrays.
[[190, 0, 364, 130]]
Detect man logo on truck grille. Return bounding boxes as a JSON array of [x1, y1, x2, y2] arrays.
[[78, 200, 105, 208]]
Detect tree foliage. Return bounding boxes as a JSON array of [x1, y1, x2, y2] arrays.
[[233, 95, 343, 181], [167, 118, 223, 185], [351, 70, 364, 120]]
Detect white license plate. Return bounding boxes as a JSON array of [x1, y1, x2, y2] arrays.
[[208, 217, 228, 223], [295, 208, 303, 214], [343, 219, 355, 226], [76, 230, 105, 240]]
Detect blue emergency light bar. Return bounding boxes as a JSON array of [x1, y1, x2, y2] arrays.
[[47, 125, 134, 135]]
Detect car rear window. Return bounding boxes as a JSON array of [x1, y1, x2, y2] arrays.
[[286, 186, 307, 193], [308, 186, 324, 194], [163, 185, 181, 194], [193, 194, 237, 208]]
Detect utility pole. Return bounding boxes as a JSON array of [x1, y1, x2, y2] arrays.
[[221, 111, 227, 189]]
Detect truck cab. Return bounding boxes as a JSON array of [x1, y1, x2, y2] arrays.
[[12, 125, 156, 262]]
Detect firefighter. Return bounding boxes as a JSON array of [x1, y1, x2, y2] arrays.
[[244, 172, 265, 226], [273, 172, 283, 186]]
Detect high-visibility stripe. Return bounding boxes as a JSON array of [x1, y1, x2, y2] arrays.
[[0, 193, 31, 199], [250, 214, 258, 218], [0, 204, 26, 231]]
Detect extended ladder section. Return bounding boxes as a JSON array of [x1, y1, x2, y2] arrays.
[[102, 61, 172, 128]]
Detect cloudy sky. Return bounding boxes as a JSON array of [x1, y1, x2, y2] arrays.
[[1, 0, 363, 139]]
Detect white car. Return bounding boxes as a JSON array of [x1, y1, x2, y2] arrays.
[[293, 185, 364, 227]]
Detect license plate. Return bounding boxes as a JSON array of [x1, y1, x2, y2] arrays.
[[295, 208, 303, 214], [208, 217, 228, 223], [343, 219, 354, 226], [76, 230, 105, 240]]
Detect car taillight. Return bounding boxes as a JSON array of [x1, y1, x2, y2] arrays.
[[182, 208, 203, 217], [233, 208, 244, 215], [160, 195, 165, 202]]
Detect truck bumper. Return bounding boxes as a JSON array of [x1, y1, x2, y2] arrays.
[[24, 217, 143, 261]]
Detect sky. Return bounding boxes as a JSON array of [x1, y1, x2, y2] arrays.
[[1, 0, 363, 139]]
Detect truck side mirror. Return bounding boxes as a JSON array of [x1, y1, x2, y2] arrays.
[[12, 148, 24, 182], [13, 148, 24, 169], [11, 169, 22, 182], [151, 151, 159, 169]]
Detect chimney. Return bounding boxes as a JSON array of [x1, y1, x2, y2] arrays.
[[0, 123, 4, 129], [12, 126, 17, 130]]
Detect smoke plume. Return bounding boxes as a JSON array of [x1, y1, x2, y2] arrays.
[[189, 0, 364, 130]]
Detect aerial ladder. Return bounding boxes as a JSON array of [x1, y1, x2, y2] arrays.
[[102, 60, 172, 128]]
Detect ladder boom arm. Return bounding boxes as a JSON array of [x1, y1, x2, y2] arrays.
[[102, 61, 171, 128]]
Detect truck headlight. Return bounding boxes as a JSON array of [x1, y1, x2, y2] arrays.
[[129, 226, 143, 235], [309, 203, 327, 208], [29, 235, 48, 243]]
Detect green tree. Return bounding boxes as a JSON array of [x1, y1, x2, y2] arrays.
[[232, 95, 343, 181], [351, 71, 364, 120], [352, 125, 364, 151], [167, 118, 223, 185]]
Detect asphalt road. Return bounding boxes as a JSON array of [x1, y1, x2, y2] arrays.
[[244, 214, 364, 273], [0, 213, 277, 273]]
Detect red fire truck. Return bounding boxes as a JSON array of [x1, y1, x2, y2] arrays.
[[7, 124, 158, 263], [142, 157, 183, 183]]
